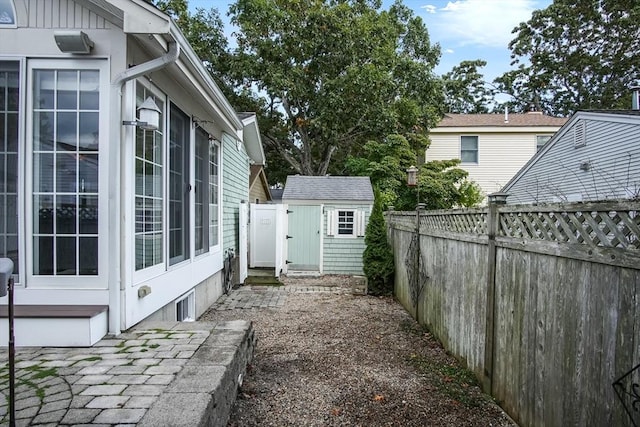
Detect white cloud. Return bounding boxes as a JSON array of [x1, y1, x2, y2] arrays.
[[421, 5, 437, 14], [444, 48, 455, 54], [424, 0, 537, 48]]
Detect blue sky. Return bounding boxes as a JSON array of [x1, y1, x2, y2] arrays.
[[187, 0, 552, 85]]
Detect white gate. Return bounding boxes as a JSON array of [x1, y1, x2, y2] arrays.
[[238, 201, 248, 284], [249, 203, 288, 277]]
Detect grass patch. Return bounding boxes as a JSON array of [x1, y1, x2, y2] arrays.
[[31, 367, 57, 380], [407, 354, 491, 407], [244, 276, 283, 286]]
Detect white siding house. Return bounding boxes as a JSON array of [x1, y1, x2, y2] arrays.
[[502, 110, 640, 204], [282, 176, 373, 275], [0, 0, 262, 346], [427, 112, 568, 199]]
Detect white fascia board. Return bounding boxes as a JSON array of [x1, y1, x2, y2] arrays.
[[108, 0, 171, 34], [241, 115, 266, 164]]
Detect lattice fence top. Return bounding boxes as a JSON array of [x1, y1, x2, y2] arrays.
[[387, 201, 640, 250], [499, 206, 640, 250], [420, 211, 487, 235]]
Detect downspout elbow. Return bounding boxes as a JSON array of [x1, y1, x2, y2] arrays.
[[114, 41, 180, 87]]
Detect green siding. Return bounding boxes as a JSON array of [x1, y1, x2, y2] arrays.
[[222, 133, 249, 254], [323, 204, 371, 275]]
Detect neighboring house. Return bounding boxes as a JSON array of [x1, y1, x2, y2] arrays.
[[0, 0, 262, 346], [249, 165, 271, 204], [427, 112, 568, 199], [282, 176, 373, 275], [502, 110, 640, 204]]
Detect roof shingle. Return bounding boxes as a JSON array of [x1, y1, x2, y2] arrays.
[[435, 112, 568, 128], [282, 176, 374, 201]]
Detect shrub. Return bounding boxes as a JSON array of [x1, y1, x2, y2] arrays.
[[363, 188, 395, 295]]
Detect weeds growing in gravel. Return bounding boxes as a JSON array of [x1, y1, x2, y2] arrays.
[[407, 353, 492, 408]]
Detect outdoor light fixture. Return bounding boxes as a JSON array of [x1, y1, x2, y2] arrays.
[[123, 97, 161, 131], [54, 31, 94, 54], [488, 191, 509, 204], [406, 165, 418, 187]]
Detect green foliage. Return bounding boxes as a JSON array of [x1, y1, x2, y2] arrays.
[[442, 60, 496, 113], [363, 188, 394, 295], [226, 0, 443, 178], [495, 0, 640, 115], [346, 134, 483, 210]]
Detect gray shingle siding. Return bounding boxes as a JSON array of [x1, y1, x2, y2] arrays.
[[282, 176, 374, 201], [322, 204, 371, 275], [504, 113, 640, 204]]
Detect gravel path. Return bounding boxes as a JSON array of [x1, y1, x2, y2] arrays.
[[199, 275, 515, 427]]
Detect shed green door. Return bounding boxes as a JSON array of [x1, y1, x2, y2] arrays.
[[287, 205, 321, 271]]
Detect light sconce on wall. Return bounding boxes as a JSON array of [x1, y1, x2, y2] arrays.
[[54, 31, 94, 54], [123, 97, 161, 131]]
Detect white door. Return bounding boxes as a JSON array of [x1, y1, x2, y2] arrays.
[[250, 204, 278, 267]]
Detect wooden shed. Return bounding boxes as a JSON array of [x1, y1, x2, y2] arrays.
[[282, 176, 373, 275]]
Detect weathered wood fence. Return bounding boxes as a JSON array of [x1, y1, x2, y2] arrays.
[[386, 201, 640, 427]]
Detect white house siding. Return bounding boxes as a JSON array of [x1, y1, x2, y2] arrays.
[[427, 130, 548, 198], [222, 133, 249, 253], [322, 204, 371, 275], [505, 116, 640, 204], [19, 0, 111, 29]]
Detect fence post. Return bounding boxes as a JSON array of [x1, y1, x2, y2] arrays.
[[483, 192, 508, 394]]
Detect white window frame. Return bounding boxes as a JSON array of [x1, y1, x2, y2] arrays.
[[0, 57, 24, 285], [327, 209, 365, 238], [132, 82, 167, 284], [460, 135, 478, 164], [0, 0, 17, 28], [25, 58, 109, 289], [175, 289, 195, 322], [208, 137, 221, 252]]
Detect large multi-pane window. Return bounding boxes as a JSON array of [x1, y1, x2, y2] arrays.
[[208, 138, 219, 247], [0, 61, 19, 277], [134, 86, 164, 271], [194, 127, 208, 255], [32, 68, 100, 276], [169, 103, 190, 265]]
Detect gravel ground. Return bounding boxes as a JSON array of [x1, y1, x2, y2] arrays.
[[200, 275, 516, 427]]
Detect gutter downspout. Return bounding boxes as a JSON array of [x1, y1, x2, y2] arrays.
[[108, 41, 180, 336]]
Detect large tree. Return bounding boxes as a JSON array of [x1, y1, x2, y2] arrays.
[[496, 0, 640, 116], [442, 59, 496, 113], [227, 0, 443, 177]]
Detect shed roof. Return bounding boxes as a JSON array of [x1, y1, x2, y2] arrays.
[[282, 176, 374, 201], [435, 112, 568, 128]]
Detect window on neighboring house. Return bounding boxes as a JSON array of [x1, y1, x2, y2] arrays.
[[536, 135, 552, 152], [32, 68, 100, 276], [0, 61, 19, 279], [460, 136, 478, 163], [338, 210, 355, 235], [134, 86, 164, 271]]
